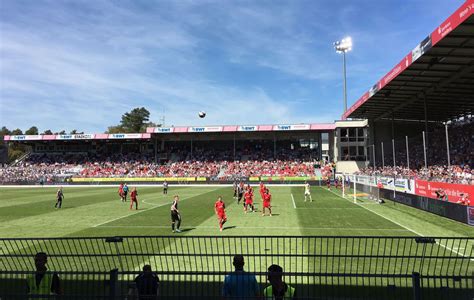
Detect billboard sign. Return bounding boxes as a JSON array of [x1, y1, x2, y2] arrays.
[[238, 125, 258, 132], [8, 135, 43, 141], [415, 180, 474, 205], [154, 127, 174, 133], [188, 126, 223, 133]]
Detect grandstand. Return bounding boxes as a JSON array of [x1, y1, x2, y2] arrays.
[[1, 1, 474, 299]]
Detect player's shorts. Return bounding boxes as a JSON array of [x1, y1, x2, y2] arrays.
[[218, 213, 226, 220], [263, 201, 270, 208], [245, 199, 253, 205], [131, 198, 137, 202], [238, 193, 243, 201], [171, 211, 181, 222], [305, 191, 311, 195], [233, 190, 237, 197]]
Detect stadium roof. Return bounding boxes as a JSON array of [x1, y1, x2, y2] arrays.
[[3, 123, 337, 141], [343, 1, 474, 122]]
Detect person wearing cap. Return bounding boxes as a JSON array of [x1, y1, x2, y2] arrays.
[[222, 255, 259, 299], [263, 264, 296, 299]]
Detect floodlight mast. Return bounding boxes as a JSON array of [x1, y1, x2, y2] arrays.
[[334, 37, 352, 114]]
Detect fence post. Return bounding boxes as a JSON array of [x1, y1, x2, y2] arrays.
[[372, 144, 376, 168], [392, 139, 396, 168], [381, 142, 385, 168], [445, 123, 450, 167], [406, 136, 409, 169], [353, 174, 357, 203], [422, 131, 427, 168], [342, 173, 345, 198], [110, 268, 119, 300], [412, 272, 421, 300]]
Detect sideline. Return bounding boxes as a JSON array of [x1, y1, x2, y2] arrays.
[[320, 187, 474, 261], [290, 193, 297, 209], [0, 183, 307, 188]]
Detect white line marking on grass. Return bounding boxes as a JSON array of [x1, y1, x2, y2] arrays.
[[322, 187, 423, 235], [92, 201, 171, 228], [93, 187, 222, 228], [99, 225, 409, 231], [320, 187, 474, 261], [295, 207, 362, 210], [290, 193, 296, 209]]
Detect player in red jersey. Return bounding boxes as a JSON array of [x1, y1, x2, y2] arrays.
[[262, 188, 272, 217], [326, 177, 331, 190], [130, 187, 138, 210], [118, 183, 124, 201], [259, 182, 265, 200], [244, 189, 255, 213], [214, 196, 227, 232]]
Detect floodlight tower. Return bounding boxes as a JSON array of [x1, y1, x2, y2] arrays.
[[334, 37, 352, 113]]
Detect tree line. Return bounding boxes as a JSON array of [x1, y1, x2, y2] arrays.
[[0, 107, 156, 163]]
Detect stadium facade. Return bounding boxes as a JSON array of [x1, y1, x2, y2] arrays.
[[3, 120, 372, 173]]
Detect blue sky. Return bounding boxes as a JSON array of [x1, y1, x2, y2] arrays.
[[0, 0, 466, 133]]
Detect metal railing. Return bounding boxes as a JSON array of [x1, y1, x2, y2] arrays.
[[1, 236, 473, 299]]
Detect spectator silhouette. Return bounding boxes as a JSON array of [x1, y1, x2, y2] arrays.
[[222, 255, 259, 299], [129, 264, 159, 300], [263, 264, 295, 300], [26, 252, 62, 298]]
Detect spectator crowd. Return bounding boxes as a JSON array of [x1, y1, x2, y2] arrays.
[[1, 118, 472, 185]]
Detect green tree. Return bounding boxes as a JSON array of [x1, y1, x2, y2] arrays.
[[140, 121, 158, 133], [0, 126, 11, 137], [42, 130, 53, 135], [106, 125, 125, 134], [120, 107, 150, 133], [25, 126, 39, 135], [70, 129, 78, 134], [10, 128, 23, 135], [58, 130, 66, 135]]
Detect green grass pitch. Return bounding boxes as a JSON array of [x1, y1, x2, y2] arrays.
[[1, 185, 473, 299], [1, 185, 472, 238]]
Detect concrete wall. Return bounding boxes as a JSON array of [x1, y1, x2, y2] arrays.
[[336, 160, 368, 173]]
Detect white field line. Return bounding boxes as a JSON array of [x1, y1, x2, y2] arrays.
[[295, 207, 362, 210], [93, 187, 220, 227], [92, 201, 170, 228], [99, 225, 408, 231], [290, 193, 297, 209], [321, 187, 474, 261], [0, 184, 307, 188]]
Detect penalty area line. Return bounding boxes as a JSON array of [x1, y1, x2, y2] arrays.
[[98, 225, 409, 231], [92, 201, 170, 228], [290, 193, 296, 209], [321, 186, 474, 262]]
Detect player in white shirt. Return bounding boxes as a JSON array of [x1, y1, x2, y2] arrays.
[[304, 181, 312, 202]]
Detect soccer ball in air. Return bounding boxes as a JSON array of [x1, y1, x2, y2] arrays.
[[198, 111, 206, 118]]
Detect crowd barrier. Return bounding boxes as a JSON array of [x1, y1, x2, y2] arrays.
[[0, 236, 472, 299]]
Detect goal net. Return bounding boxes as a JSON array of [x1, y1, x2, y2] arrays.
[[343, 174, 382, 204]]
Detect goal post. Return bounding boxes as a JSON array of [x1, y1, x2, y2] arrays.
[[351, 174, 382, 204]]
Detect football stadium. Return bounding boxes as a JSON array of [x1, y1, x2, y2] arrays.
[[1, 1, 474, 299]]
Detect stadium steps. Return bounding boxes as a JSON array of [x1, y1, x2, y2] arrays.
[[9, 150, 32, 167]]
